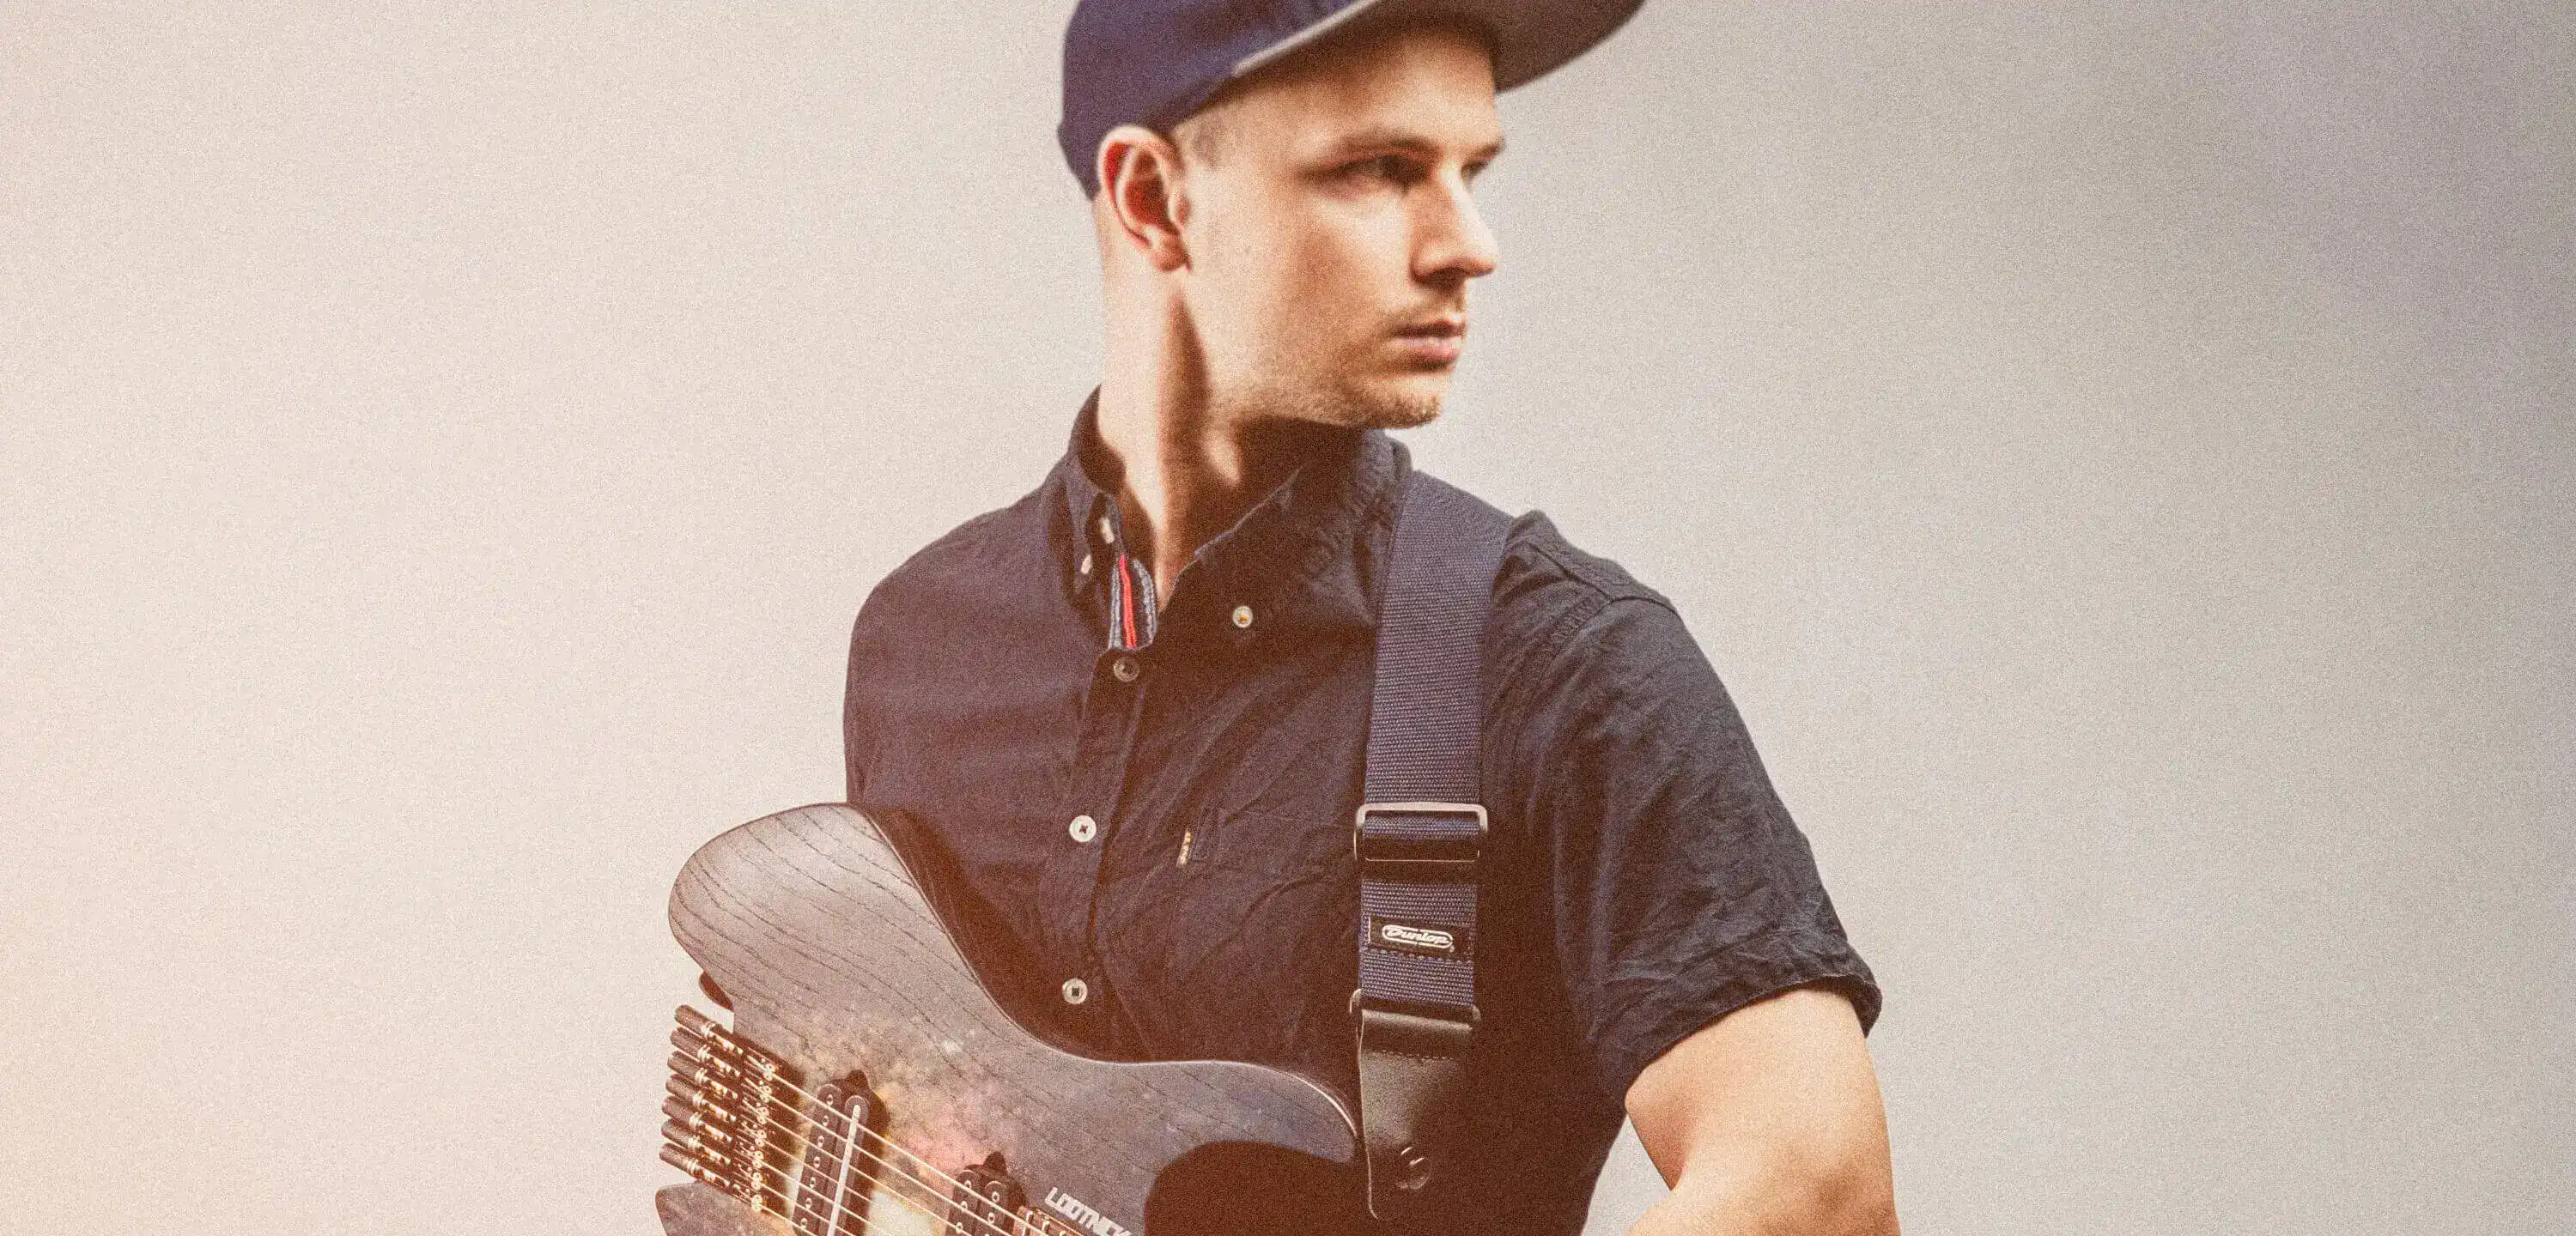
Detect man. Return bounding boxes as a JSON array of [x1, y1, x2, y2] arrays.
[[842, 1, 1896, 1231]]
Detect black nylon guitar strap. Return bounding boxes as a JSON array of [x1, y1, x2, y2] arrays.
[[1354, 469, 1513, 1221]]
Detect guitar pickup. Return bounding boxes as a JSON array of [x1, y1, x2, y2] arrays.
[[948, 1152, 1025, 1232]]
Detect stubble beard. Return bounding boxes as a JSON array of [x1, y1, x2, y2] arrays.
[[1216, 364, 1445, 432], [1352, 379, 1444, 430]]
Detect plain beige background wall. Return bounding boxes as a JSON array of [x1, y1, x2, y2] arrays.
[[3, 2, 2568, 1233]]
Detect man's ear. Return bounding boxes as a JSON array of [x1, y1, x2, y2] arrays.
[[1097, 124, 1191, 273]]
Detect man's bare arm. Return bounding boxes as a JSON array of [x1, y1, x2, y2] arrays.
[[1623, 985, 1899, 1234]]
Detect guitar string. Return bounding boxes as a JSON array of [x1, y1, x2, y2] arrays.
[[681, 1075, 1005, 1227], [676, 1045, 1013, 1209], [695, 1127, 1023, 1236], [678, 1046, 990, 1204], [765, 1110, 1019, 1236], [693, 1154, 990, 1236], [684, 1132, 1030, 1236], [673, 1082, 1037, 1236], [675, 1025, 1098, 1236], [693, 1095, 1034, 1236]]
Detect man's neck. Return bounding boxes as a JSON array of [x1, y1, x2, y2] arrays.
[[1091, 377, 1338, 606]]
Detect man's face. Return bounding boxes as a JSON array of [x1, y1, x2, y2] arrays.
[[1172, 23, 1504, 430]]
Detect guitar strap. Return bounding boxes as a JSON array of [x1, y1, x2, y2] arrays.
[[1354, 469, 1512, 1221]]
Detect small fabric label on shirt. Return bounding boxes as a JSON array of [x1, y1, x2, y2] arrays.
[[1368, 916, 1467, 958]]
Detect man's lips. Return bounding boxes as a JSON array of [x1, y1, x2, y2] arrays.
[[1391, 317, 1467, 365]]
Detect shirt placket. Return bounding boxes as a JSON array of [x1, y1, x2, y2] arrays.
[[1047, 495, 1155, 1041]]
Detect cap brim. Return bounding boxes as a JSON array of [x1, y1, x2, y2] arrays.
[[1231, 0, 1644, 94]]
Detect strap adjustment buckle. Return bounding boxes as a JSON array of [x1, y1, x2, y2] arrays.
[[1352, 801, 1487, 880], [1349, 988, 1482, 1028]]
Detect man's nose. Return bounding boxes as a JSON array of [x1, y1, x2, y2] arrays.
[[1414, 173, 1500, 285]]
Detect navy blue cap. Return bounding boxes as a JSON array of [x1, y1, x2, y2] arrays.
[[1059, 0, 1646, 196]]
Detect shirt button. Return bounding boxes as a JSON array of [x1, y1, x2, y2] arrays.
[[1068, 814, 1098, 843], [1230, 603, 1255, 629], [1097, 516, 1116, 544], [1060, 977, 1089, 1006], [1078, 552, 1092, 576], [1111, 656, 1140, 683]]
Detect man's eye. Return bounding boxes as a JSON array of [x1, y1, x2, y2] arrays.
[[1350, 155, 1412, 183]]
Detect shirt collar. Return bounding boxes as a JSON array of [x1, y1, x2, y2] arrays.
[[1052, 386, 1406, 637]]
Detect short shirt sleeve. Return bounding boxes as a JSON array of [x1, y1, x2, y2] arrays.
[[1489, 518, 1881, 1105]]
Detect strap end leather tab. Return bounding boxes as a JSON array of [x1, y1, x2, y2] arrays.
[[1356, 1005, 1477, 1221]]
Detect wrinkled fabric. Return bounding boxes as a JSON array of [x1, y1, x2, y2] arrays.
[[843, 391, 1879, 1233]]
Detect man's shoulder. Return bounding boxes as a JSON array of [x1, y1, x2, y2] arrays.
[[1497, 508, 1674, 610], [1467, 501, 1712, 728], [1488, 505, 1679, 648], [852, 482, 1055, 640], [1410, 466, 1669, 615]]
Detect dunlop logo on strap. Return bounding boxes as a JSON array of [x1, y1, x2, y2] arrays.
[[1369, 916, 1465, 957]]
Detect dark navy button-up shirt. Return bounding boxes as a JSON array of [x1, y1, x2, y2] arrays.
[[843, 391, 1879, 1233]]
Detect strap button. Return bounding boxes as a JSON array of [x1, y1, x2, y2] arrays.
[[1067, 814, 1098, 843], [1230, 604, 1255, 629], [1110, 656, 1140, 683], [1060, 978, 1089, 1006]]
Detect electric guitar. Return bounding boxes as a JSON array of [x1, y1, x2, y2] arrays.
[[654, 804, 1362, 1236]]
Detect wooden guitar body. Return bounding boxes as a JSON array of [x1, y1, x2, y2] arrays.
[[655, 804, 1359, 1236]]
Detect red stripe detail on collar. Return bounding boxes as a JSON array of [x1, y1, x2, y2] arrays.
[[1118, 552, 1138, 648]]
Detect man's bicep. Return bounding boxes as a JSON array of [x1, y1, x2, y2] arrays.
[[1624, 985, 1894, 1224]]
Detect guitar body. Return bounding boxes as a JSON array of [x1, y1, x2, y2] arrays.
[[656, 804, 1360, 1236]]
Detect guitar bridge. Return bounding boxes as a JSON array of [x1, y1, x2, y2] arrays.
[[660, 1005, 884, 1236]]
